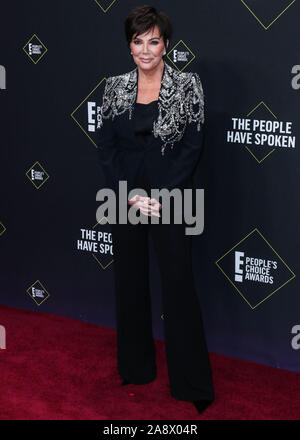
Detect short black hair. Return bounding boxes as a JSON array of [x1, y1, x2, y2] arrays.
[[124, 5, 172, 53]]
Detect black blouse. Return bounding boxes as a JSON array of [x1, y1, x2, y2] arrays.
[[133, 100, 158, 145], [132, 100, 158, 192]]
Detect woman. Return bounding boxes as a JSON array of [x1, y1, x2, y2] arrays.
[[97, 5, 215, 414]]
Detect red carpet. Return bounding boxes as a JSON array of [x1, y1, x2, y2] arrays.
[[0, 304, 299, 420]]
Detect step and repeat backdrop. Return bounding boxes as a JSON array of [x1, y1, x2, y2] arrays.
[[1, 1, 300, 372]]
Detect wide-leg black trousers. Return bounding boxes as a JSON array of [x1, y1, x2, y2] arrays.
[[109, 193, 215, 402]]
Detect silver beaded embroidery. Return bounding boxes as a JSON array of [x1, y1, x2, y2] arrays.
[[99, 62, 204, 155]]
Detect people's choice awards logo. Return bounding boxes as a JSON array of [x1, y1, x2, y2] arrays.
[[26, 161, 50, 189], [234, 252, 277, 284], [216, 228, 296, 309], [71, 78, 105, 146], [26, 281, 50, 306], [167, 40, 195, 71], [23, 34, 48, 64]]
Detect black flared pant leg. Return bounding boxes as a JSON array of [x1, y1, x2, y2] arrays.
[[149, 218, 215, 401], [110, 218, 157, 384]]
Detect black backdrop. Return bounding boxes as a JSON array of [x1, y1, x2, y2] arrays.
[[1, 0, 300, 373]]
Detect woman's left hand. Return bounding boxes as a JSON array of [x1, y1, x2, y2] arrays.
[[128, 195, 162, 217], [141, 197, 162, 217]]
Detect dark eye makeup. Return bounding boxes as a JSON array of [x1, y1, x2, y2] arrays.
[[133, 39, 160, 45]]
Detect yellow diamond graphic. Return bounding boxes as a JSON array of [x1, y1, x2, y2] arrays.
[[244, 101, 278, 163], [71, 77, 107, 148], [215, 228, 296, 309], [0, 221, 6, 236], [91, 217, 114, 269], [26, 280, 50, 306], [167, 40, 196, 72], [22, 34, 48, 64], [241, 0, 296, 30], [26, 161, 50, 189], [94, 0, 116, 13]]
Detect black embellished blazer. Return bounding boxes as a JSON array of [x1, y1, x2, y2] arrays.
[[96, 61, 205, 197]]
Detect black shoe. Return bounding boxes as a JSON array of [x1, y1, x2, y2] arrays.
[[121, 378, 131, 385], [193, 399, 213, 414]]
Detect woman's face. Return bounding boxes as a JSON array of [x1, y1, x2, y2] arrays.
[[130, 25, 168, 72]]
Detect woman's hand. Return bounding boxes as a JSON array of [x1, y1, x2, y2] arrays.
[[128, 195, 162, 217]]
